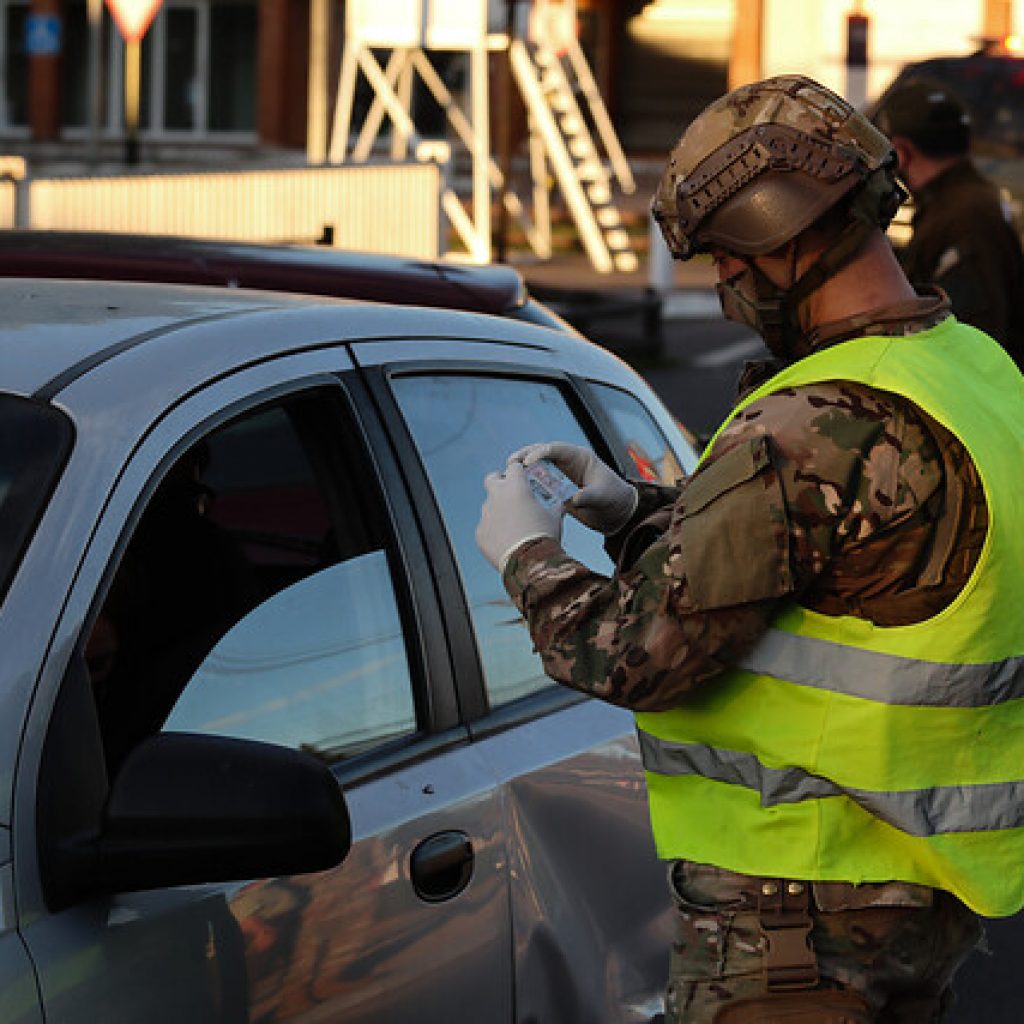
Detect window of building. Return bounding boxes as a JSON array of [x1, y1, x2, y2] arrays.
[[62, 0, 256, 136], [163, 5, 199, 129], [59, 0, 90, 127], [2, 0, 28, 128], [0, 0, 256, 134], [208, 0, 256, 131], [123, 0, 256, 134]]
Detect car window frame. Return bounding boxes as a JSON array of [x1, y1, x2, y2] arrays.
[[17, 348, 521, 1014], [145, 387, 422, 767], [359, 358, 645, 735], [0, 395, 75, 606], [30, 364, 468, 848], [171, 383, 447, 753]]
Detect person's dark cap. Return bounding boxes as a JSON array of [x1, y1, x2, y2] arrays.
[[873, 78, 972, 156]]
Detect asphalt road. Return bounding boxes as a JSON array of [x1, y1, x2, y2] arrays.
[[554, 297, 1024, 1023], [556, 296, 769, 441]]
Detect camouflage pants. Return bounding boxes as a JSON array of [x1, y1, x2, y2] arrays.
[[665, 861, 983, 1023]]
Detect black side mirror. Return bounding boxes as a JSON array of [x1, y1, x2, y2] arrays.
[[42, 722, 350, 909], [91, 732, 351, 894], [39, 660, 351, 909]]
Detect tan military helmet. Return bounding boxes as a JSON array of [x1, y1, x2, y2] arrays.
[[652, 75, 899, 260]]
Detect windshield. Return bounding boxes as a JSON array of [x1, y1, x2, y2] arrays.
[[0, 395, 73, 602]]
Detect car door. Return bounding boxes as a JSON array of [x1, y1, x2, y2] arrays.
[[17, 350, 513, 1023], [360, 352, 692, 1023]]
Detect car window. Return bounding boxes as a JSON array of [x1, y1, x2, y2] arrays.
[[0, 395, 72, 602], [165, 551, 414, 758], [89, 390, 417, 768], [589, 381, 690, 484], [390, 374, 613, 709]]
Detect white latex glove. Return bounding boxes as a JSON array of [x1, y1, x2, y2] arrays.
[[476, 460, 564, 572], [510, 441, 638, 535]]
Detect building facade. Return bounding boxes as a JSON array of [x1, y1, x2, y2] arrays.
[[2, 0, 1019, 166]]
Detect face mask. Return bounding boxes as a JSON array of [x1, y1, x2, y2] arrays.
[[715, 266, 762, 332], [715, 262, 795, 358]]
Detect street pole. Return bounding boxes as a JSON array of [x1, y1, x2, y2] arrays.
[[495, 0, 517, 263], [307, 0, 328, 164], [105, 0, 164, 166], [124, 37, 140, 164], [87, 0, 103, 162], [845, 5, 868, 111]]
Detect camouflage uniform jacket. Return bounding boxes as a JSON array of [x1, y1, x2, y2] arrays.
[[504, 293, 984, 712], [503, 292, 986, 906], [903, 158, 1024, 369]]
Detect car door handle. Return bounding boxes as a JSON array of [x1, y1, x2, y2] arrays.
[[410, 830, 474, 902]]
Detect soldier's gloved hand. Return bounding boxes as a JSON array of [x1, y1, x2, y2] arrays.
[[510, 441, 638, 535], [476, 460, 564, 572]]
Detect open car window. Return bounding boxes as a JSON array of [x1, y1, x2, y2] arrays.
[[88, 389, 418, 770]]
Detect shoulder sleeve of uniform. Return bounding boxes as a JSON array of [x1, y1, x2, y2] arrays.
[[643, 434, 794, 610]]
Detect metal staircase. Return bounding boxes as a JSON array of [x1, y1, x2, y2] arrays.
[[324, 0, 637, 272], [510, 35, 637, 273]]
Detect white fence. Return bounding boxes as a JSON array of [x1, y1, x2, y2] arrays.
[[3, 162, 443, 258], [0, 180, 14, 229]]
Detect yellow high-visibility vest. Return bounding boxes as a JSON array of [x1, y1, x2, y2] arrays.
[[635, 318, 1024, 916]]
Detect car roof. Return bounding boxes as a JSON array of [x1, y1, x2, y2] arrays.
[[0, 278, 622, 400], [0, 231, 531, 316]]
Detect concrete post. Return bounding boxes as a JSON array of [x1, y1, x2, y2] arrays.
[[729, 0, 763, 89], [645, 210, 674, 357], [307, 0, 329, 163], [984, 0, 1014, 39], [845, 8, 868, 110], [648, 210, 674, 295]]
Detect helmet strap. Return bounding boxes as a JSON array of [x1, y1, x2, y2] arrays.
[[715, 255, 803, 359], [786, 216, 876, 353], [717, 215, 877, 360]]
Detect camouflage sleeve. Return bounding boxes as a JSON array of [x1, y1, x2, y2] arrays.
[[503, 434, 791, 710], [604, 479, 680, 565], [502, 381, 946, 711]]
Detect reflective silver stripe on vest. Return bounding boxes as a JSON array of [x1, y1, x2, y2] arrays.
[[637, 732, 1024, 837], [736, 627, 1024, 708]]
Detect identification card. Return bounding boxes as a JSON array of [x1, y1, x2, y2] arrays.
[[525, 458, 578, 509]]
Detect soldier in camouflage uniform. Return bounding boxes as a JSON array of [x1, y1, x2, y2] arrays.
[[476, 75, 1024, 1022]]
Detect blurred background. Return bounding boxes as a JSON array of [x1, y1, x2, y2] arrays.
[[7, 0, 1022, 170], [7, 0, 1024, 431], [4, 0, 1024, 428]]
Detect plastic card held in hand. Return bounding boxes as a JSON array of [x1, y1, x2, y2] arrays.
[[525, 459, 579, 509]]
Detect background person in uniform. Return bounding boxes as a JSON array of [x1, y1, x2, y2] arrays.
[[874, 78, 1024, 368], [476, 75, 1024, 1022]]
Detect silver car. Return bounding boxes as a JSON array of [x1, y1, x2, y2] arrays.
[[0, 278, 697, 1024]]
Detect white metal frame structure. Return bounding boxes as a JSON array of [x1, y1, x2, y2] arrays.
[[323, 0, 636, 272]]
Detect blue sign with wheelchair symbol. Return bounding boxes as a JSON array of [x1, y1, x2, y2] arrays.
[[26, 14, 61, 56]]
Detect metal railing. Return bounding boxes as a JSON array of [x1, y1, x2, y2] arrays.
[[5, 161, 442, 258]]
